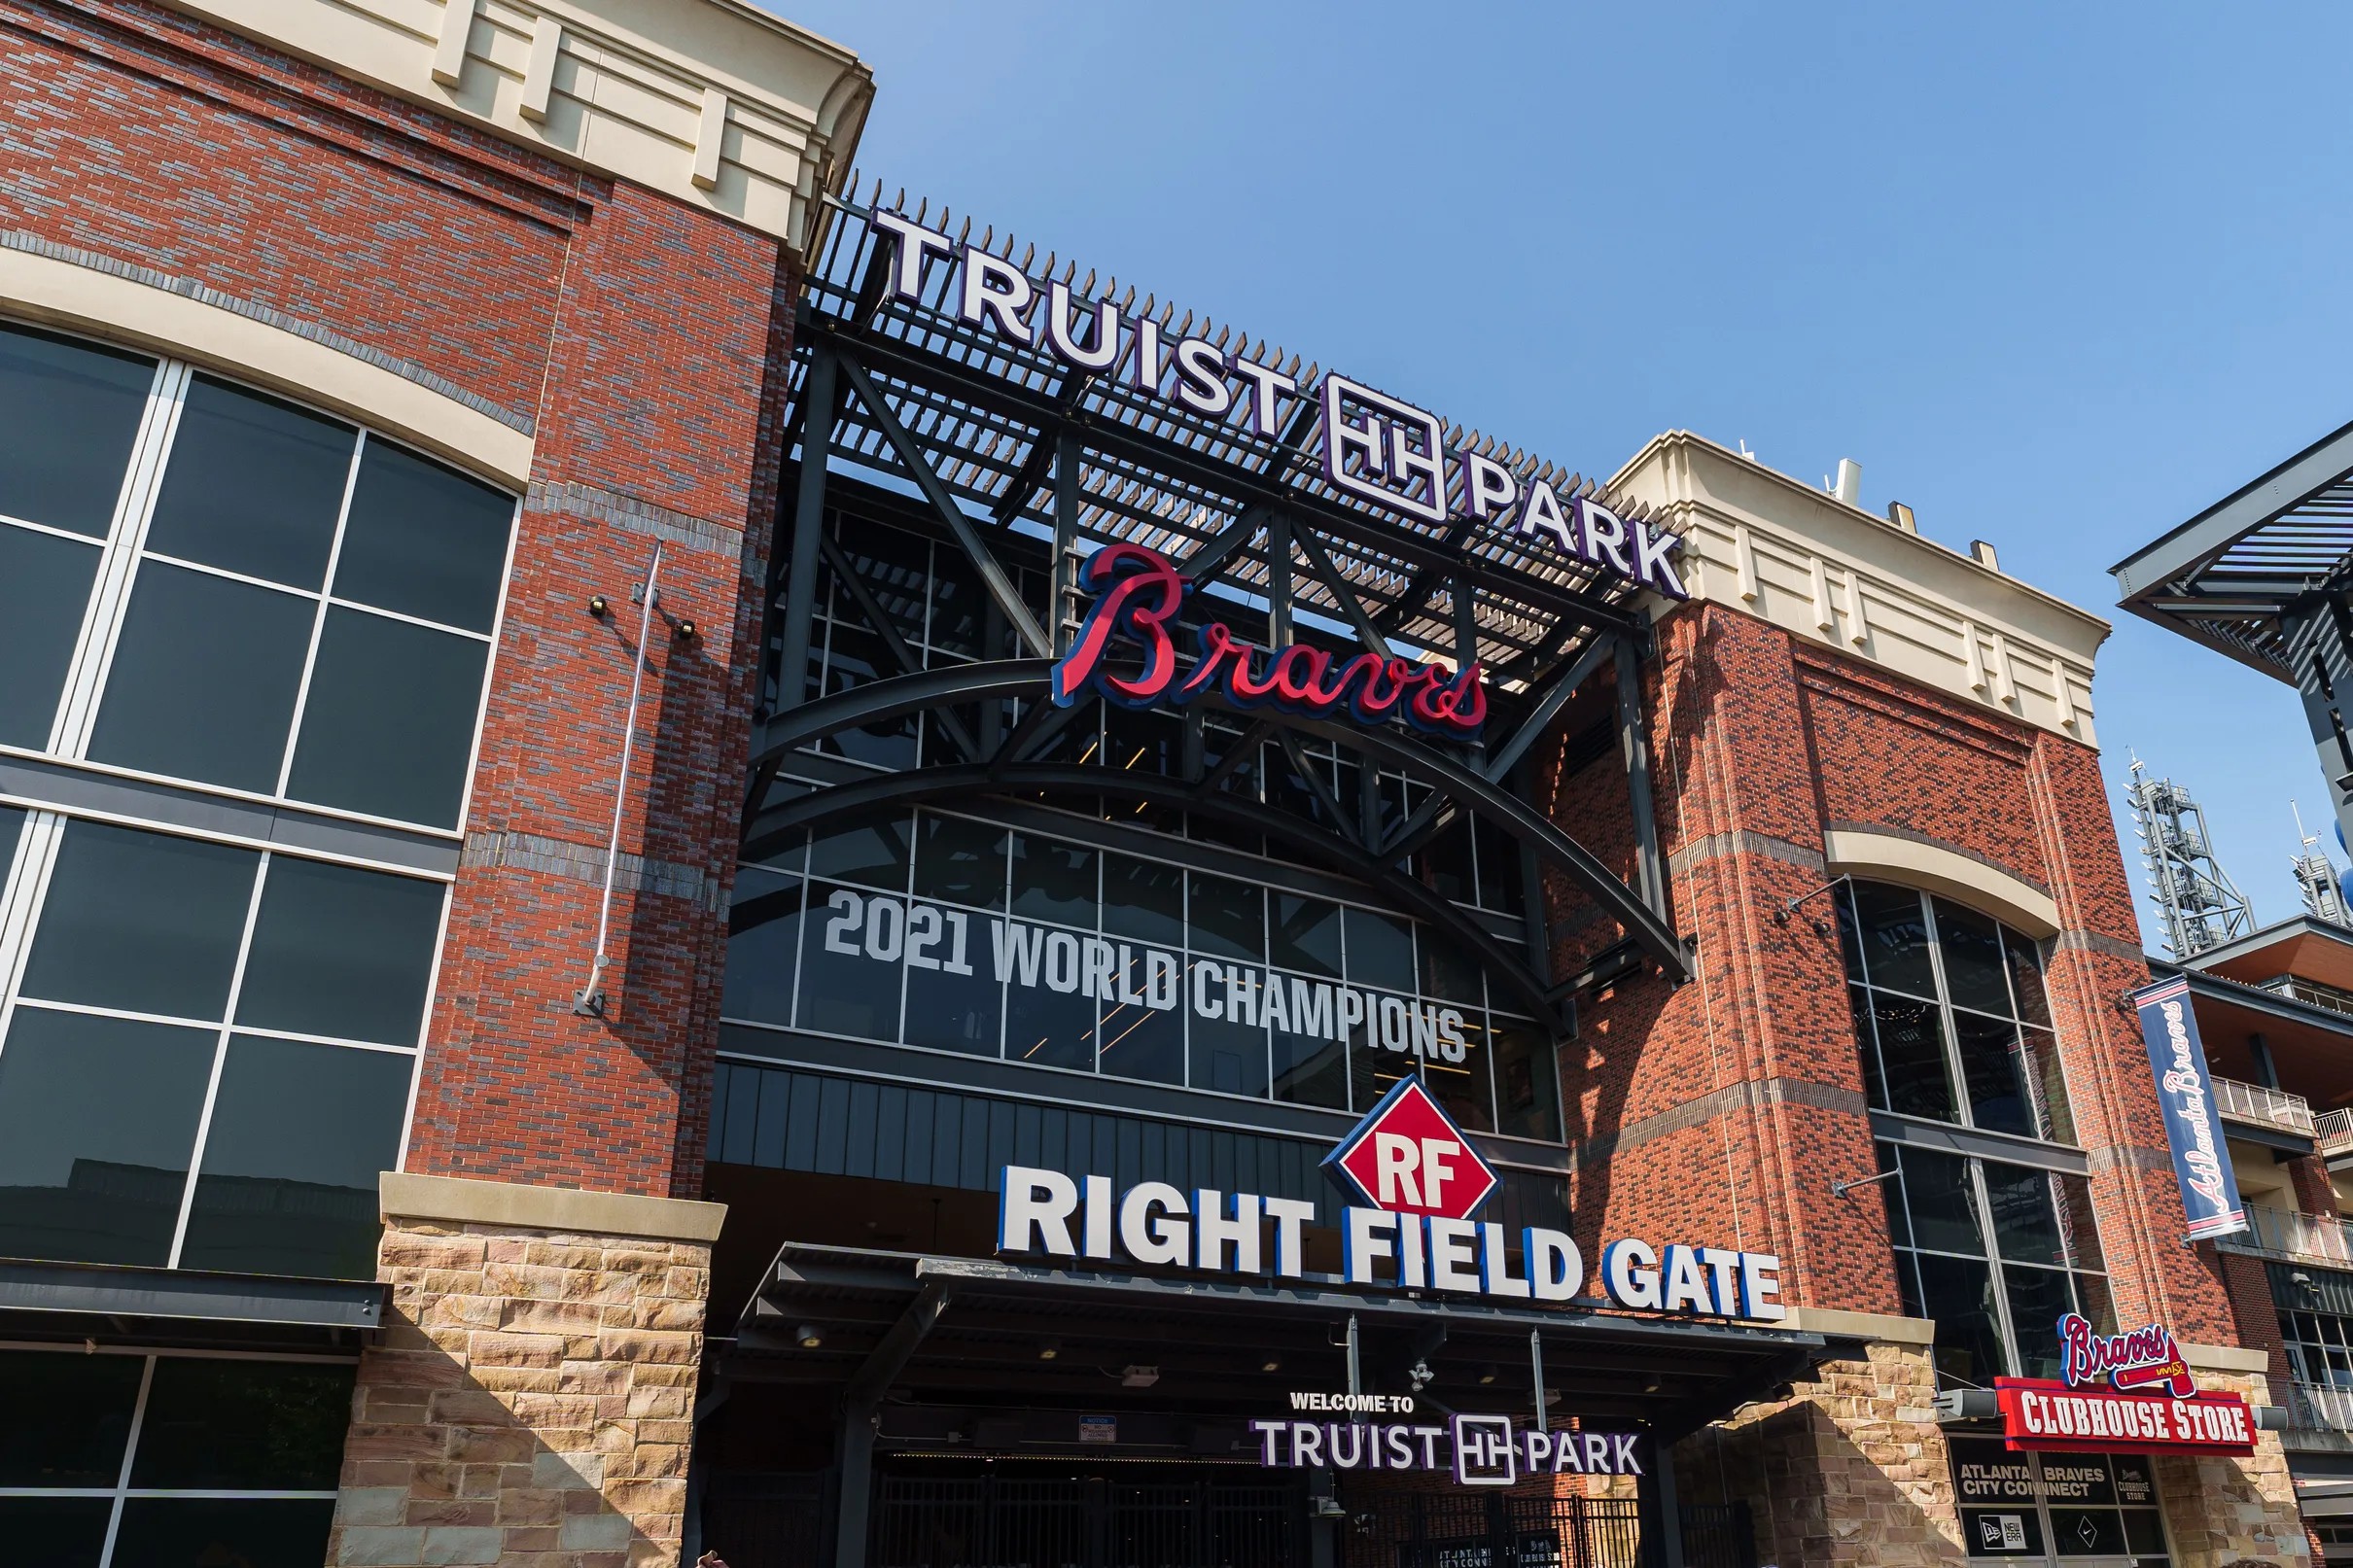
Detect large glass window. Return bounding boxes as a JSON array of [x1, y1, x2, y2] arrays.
[[0, 325, 516, 832], [1878, 1140, 2110, 1385], [0, 1348, 348, 1568], [0, 819, 442, 1277], [724, 806, 1561, 1140], [1838, 881, 2070, 1142], [1947, 1437, 2167, 1565]]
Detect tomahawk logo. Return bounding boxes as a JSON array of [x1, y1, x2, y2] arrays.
[[1323, 1076, 1499, 1222]]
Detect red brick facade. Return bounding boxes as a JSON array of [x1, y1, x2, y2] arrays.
[[1547, 599, 2241, 1342], [1, 0, 792, 1202]]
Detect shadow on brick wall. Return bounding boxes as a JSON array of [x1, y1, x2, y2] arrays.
[[1671, 1398, 1957, 1568]]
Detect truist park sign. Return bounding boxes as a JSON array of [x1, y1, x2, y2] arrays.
[[998, 1076, 1785, 1323], [871, 210, 1688, 601]]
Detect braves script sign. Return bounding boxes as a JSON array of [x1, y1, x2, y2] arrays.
[[870, 209, 1688, 601], [2128, 977, 2247, 1240], [1049, 542, 1487, 738], [2058, 1313, 2194, 1399]]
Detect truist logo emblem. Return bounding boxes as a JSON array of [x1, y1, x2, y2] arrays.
[[1323, 1076, 1498, 1223], [1049, 543, 1486, 738], [2058, 1313, 2195, 1399]]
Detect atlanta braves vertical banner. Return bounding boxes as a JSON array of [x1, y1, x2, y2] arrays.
[[2130, 977, 2248, 1240]]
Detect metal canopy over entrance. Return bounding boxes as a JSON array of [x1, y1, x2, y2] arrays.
[[2112, 416, 2353, 854], [733, 1243, 1832, 1568], [745, 189, 1691, 1030]]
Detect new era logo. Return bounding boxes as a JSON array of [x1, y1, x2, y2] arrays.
[[1322, 1076, 1499, 1222]]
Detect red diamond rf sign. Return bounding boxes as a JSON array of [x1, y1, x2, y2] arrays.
[[1322, 1076, 1499, 1221]]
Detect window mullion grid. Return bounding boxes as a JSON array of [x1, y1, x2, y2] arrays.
[[94, 1353, 157, 1568], [0, 814, 72, 1086], [276, 429, 364, 797], [1966, 1155, 2025, 1378], [1915, 891, 1978, 1132], [54, 362, 191, 758], [164, 853, 274, 1269]]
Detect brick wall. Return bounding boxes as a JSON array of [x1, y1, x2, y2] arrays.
[[1552, 599, 2241, 1342], [1, 0, 795, 1203]]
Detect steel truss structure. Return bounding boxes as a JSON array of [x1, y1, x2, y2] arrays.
[[744, 191, 1690, 1026]]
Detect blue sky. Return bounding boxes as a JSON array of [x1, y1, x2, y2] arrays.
[[772, 1, 2353, 949]]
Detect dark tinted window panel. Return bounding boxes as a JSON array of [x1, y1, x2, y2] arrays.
[[1271, 1008, 1348, 1110], [809, 816, 910, 889], [1470, 815, 1525, 918], [832, 524, 930, 647], [0, 1008, 214, 1265], [130, 1356, 355, 1487], [1011, 834, 1097, 925], [1268, 893, 1342, 979], [331, 439, 511, 631], [911, 813, 1007, 911], [1914, 1252, 2008, 1383], [1003, 970, 1096, 1074], [1418, 933, 1485, 1007], [110, 1498, 337, 1568], [19, 820, 258, 1017], [902, 955, 1002, 1058], [0, 324, 154, 537], [0, 1498, 110, 1568], [236, 856, 444, 1045], [1894, 1144, 1984, 1256], [0, 524, 100, 749], [0, 1349, 141, 1485], [797, 883, 903, 1041], [1101, 853, 1182, 946], [722, 873, 803, 1026], [2005, 928, 2053, 1028], [2047, 1509, 2125, 1556], [1848, 985, 1888, 1111], [1187, 872, 1263, 962], [145, 377, 352, 589], [88, 561, 314, 791], [2054, 1173, 2104, 1271], [1847, 883, 1935, 997], [1981, 1161, 2067, 1266], [1833, 882, 1867, 984], [1189, 1006, 1267, 1098], [1097, 993, 1183, 1086], [1868, 990, 1958, 1124], [2003, 1264, 2073, 1379], [286, 608, 488, 826], [1953, 1009, 2033, 1137], [1427, 1028, 1496, 1134], [1875, 1143, 1910, 1247], [1343, 906, 1414, 986], [177, 1035, 410, 1279], [1931, 898, 2014, 1018], [1491, 1017, 1561, 1143], [821, 625, 918, 769]]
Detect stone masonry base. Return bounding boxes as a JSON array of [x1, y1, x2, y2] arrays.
[[326, 1173, 727, 1568]]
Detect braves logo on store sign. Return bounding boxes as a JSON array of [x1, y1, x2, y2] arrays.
[[2057, 1312, 2195, 1399], [1322, 1076, 1499, 1222]]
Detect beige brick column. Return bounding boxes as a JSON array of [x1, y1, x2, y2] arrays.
[[1670, 1310, 1963, 1568], [2155, 1342, 2310, 1568], [327, 1173, 725, 1568]]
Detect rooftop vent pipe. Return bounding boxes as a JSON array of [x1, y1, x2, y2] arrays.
[[1824, 458, 1861, 506]]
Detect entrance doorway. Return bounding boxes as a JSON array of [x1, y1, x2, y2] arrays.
[[869, 1460, 1302, 1568]]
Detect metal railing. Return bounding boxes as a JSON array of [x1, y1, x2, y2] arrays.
[[2321, 1107, 2353, 1159], [2293, 1381, 2353, 1434], [2259, 974, 2353, 1020], [2215, 1075, 2318, 1135], [2237, 1205, 2353, 1265]]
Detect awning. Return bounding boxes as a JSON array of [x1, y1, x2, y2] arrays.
[[733, 1243, 1842, 1444], [0, 1255, 387, 1351]]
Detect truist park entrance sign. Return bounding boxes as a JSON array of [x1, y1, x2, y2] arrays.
[[871, 210, 1688, 602], [998, 1075, 1784, 1323]]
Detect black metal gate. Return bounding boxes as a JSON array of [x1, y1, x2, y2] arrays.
[[1335, 1491, 1643, 1568], [871, 1469, 1305, 1568]]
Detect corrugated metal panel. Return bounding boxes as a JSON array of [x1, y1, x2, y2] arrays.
[[710, 1061, 1574, 1241]]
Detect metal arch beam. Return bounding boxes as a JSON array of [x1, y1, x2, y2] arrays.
[[741, 760, 1569, 1025], [741, 659, 1686, 987]]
